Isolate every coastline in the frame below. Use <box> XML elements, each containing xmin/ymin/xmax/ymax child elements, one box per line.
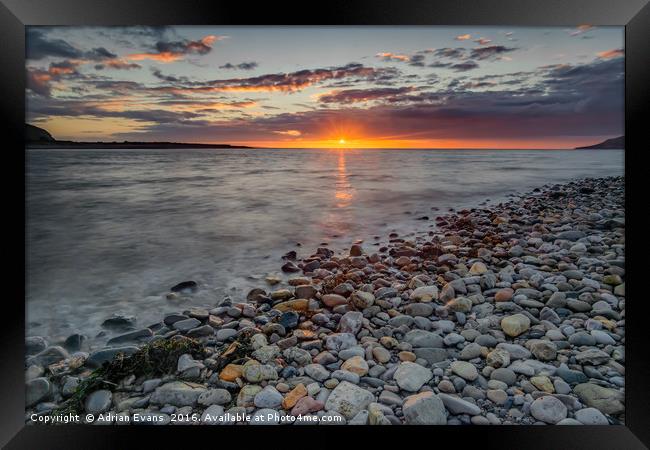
<box><xmin>25</xmin><ymin>176</ymin><xmax>625</xmax><ymax>425</ymax></box>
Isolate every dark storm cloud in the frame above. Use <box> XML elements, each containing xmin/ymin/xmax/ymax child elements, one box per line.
<box><xmin>219</xmin><ymin>62</ymin><xmax>259</xmax><ymax>70</ymax></box>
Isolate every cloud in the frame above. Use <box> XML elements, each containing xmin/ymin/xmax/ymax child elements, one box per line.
<box><xmin>84</xmin><ymin>47</ymin><xmax>117</xmax><ymax>60</ymax></box>
<box><xmin>375</xmin><ymin>51</ymin><xmax>441</xmax><ymax>68</ymax></box>
<box><xmin>155</xmin><ymin>99</ymin><xmax>257</xmax><ymax>111</ymax></box>
<box><xmin>317</xmin><ymin>86</ymin><xmax>417</xmax><ymax>104</ymax></box>
<box><xmin>450</xmin><ymin>61</ymin><xmax>480</xmax><ymax>72</ymax></box>
<box><xmin>470</xmin><ymin>45</ymin><xmax>516</xmax><ymax>60</ymax></box>
<box><xmin>219</xmin><ymin>62</ymin><xmax>259</xmax><ymax>70</ymax></box>
<box><xmin>165</xmin><ymin>63</ymin><xmax>399</xmax><ymax>94</ymax></box>
<box><xmin>474</xmin><ymin>38</ymin><xmax>492</xmax><ymax>45</ymax></box>
<box><xmin>408</xmin><ymin>54</ymin><xmax>426</xmax><ymax>67</ymax></box>
<box><xmin>570</xmin><ymin>25</ymin><xmax>594</xmax><ymax>36</ymax></box>
<box><xmin>273</xmin><ymin>130</ymin><xmax>301</xmax><ymax>136</ymax></box>
<box><xmin>95</xmin><ymin>56</ymin><xmax>622</xmax><ymax>146</ymax></box>
<box><xmin>26</xmin><ymin>30</ymin><xmax>123</xmax><ymax>63</ymax></box>
<box><xmin>455</xmin><ymin>34</ymin><xmax>472</xmax><ymax>41</ymax></box>
<box><xmin>596</xmin><ymin>48</ymin><xmax>624</xmax><ymax>59</ymax></box>
<box><xmin>48</xmin><ymin>60</ymin><xmax>81</xmax><ymax>75</ymax></box>
<box><xmin>94</xmin><ymin>59</ymin><xmax>142</xmax><ymax>70</ymax></box>
<box><xmin>27</xmin><ymin>97</ymin><xmax>205</xmax><ymax>124</ymax></box>
<box><xmin>128</xmin><ymin>35</ymin><xmax>223</xmax><ymax>62</ymax></box>
<box><xmin>434</xmin><ymin>48</ymin><xmax>467</xmax><ymax>59</ymax></box>
<box><xmin>26</xmin><ymin>59</ymin><xmax>88</xmax><ymax>96</ymax></box>
<box><xmin>151</xmin><ymin>68</ymin><xmax>190</xmax><ymax>83</ymax></box>
<box><xmin>376</xmin><ymin>52</ymin><xmax>410</xmax><ymax>62</ymax></box>
<box><xmin>26</xmin><ymin>29</ymin><xmax>83</xmax><ymax>60</ymax></box>
<box><xmin>26</xmin><ymin>68</ymin><xmax>55</xmax><ymax>96</ymax></box>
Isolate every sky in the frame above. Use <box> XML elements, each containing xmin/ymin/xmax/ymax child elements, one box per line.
<box><xmin>26</xmin><ymin>26</ymin><xmax>624</xmax><ymax>149</ymax></box>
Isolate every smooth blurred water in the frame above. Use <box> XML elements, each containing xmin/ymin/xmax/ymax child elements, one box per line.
<box><xmin>26</xmin><ymin>148</ymin><xmax>624</xmax><ymax>344</ymax></box>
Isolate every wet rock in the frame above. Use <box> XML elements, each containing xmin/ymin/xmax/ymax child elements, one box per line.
<box><xmin>84</xmin><ymin>390</ymin><xmax>112</xmax><ymax>414</ymax></box>
<box><xmin>26</xmin><ymin>346</ymin><xmax>69</xmax><ymax>367</ymax></box>
<box><xmin>170</xmin><ymin>281</ymin><xmax>198</xmax><ymax>293</ymax></box>
<box><xmin>86</xmin><ymin>346</ymin><xmax>139</xmax><ymax>368</ymax></box>
<box><xmin>25</xmin><ymin>378</ymin><xmax>50</xmax><ymax>407</ymax></box>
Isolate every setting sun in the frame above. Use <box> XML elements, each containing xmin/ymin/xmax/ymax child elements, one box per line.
<box><xmin>338</xmin><ymin>138</ymin><xmax>346</xmax><ymax>145</ymax></box>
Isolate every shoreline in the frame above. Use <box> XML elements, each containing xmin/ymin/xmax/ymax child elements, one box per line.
<box><xmin>25</xmin><ymin>176</ymin><xmax>625</xmax><ymax>425</ymax></box>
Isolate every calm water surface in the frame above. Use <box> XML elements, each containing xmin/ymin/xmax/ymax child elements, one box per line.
<box><xmin>26</xmin><ymin>148</ymin><xmax>624</xmax><ymax>344</ymax></box>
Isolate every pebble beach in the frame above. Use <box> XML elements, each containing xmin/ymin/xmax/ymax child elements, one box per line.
<box><xmin>25</xmin><ymin>176</ymin><xmax>625</xmax><ymax>426</ymax></box>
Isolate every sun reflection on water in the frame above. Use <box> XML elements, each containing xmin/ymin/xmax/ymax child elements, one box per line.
<box><xmin>335</xmin><ymin>149</ymin><xmax>353</xmax><ymax>208</ymax></box>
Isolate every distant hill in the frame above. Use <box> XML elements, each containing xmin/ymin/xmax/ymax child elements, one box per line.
<box><xmin>25</xmin><ymin>123</ymin><xmax>253</xmax><ymax>149</ymax></box>
<box><xmin>26</xmin><ymin>124</ymin><xmax>55</xmax><ymax>143</ymax></box>
<box><xmin>575</xmin><ymin>136</ymin><xmax>624</xmax><ymax>150</ymax></box>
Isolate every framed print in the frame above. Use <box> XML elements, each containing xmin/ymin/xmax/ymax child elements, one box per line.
<box><xmin>1</xmin><ymin>0</ymin><xmax>648</xmax><ymax>448</ymax></box>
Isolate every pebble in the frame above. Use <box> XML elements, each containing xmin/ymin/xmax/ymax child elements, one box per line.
<box><xmin>84</xmin><ymin>390</ymin><xmax>113</xmax><ymax>414</ymax></box>
<box><xmin>402</xmin><ymin>391</ymin><xmax>447</xmax><ymax>425</ymax></box>
<box><xmin>393</xmin><ymin>362</ymin><xmax>433</xmax><ymax>391</ymax></box>
<box><xmin>530</xmin><ymin>396</ymin><xmax>567</xmax><ymax>424</ymax></box>
<box><xmin>324</xmin><ymin>381</ymin><xmax>374</xmax><ymax>419</ymax></box>
<box><xmin>25</xmin><ymin>177</ymin><xmax>625</xmax><ymax>427</ymax></box>
<box><xmin>450</xmin><ymin>361</ymin><xmax>478</xmax><ymax>381</ymax></box>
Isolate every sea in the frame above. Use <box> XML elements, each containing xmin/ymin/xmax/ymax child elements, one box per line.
<box><xmin>26</xmin><ymin>148</ymin><xmax>624</xmax><ymax>345</ymax></box>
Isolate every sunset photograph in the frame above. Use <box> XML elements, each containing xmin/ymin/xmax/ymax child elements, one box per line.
<box><xmin>25</xmin><ymin>26</ymin><xmax>625</xmax><ymax>426</ymax></box>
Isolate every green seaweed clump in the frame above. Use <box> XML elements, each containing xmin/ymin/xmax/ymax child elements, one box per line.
<box><xmin>52</xmin><ymin>337</ymin><xmax>204</xmax><ymax>417</ymax></box>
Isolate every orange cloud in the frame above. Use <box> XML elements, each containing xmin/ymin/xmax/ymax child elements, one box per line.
<box><xmin>128</xmin><ymin>51</ymin><xmax>185</xmax><ymax>63</ymax></box>
<box><xmin>376</xmin><ymin>52</ymin><xmax>410</xmax><ymax>62</ymax></box>
<box><xmin>597</xmin><ymin>48</ymin><xmax>624</xmax><ymax>59</ymax></box>
<box><xmin>571</xmin><ymin>24</ymin><xmax>594</xmax><ymax>36</ymax></box>
<box><xmin>455</xmin><ymin>34</ymin><xmax>472</xmax><ymax>41</ymax></box>
<box><xmin>168</xmin><ymin>100</ymin><xmax>257</xmax><ymax>111</ymax></box>
<box><xmin>273</xmin><ymin>130</ymin><xmax>301</xmax><ymax>136</ymax></box>
<box><xmin>101</xmin><ymin>59</ymin><xmax>142</xmax><ymax>70</ymax></box>
<box><xmin>127</xmin><ymin>35</ymin><xmax>222</xmax><ymax>63</ymax></box>
<box><xmin>152</xmin><ymin>64</ymin><xmax>392</xmax><ymax>95</ymax></box>
<box><xmin>474</xmin><ymin>37</ymin><xmax>492</xmax><ymax>45</ymax></box>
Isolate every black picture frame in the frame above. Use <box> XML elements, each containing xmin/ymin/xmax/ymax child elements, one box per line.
<box><xmin>2</xmin><ymin>0</ymin><xmax>648</xmax><ymax>448</ymax></box>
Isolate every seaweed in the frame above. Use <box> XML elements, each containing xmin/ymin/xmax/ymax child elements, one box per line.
<box><xmin>52</xmin><ymin>337</ymin><xmax>204</xmax><ymax>416</ymax></box>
